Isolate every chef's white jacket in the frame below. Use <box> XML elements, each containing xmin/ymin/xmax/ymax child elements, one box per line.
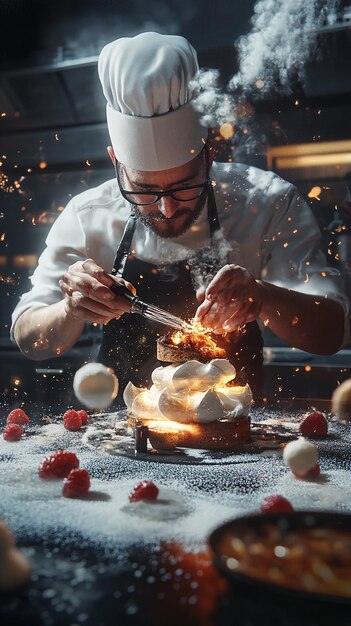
<box><xmin>11</xmin><ymin>162</ymin><xmax>350</xmax><ymax>343</ymax></box>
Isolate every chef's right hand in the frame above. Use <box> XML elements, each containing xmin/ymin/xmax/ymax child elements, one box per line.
<box><xmin>59</xmin><ymin>258</ymin><xmax>136</xmax><ymax>324</ymax></box>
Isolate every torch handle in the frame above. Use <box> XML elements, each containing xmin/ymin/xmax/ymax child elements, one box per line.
<box><xmin>110</xmin><ymin>283</ymin><xmax>137</xmax><ymax>304</ymax></box>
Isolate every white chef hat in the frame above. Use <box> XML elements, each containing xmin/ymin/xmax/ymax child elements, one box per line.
<box><xmin>98</xmin><ymin>32</ymin><xmax>208</xmax><ymax>171</ymax></box>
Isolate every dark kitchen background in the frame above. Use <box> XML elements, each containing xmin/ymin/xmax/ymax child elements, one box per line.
<box><xmin>0</xmin><ymin>0</ymin><xmax>351</xmax><ymax>406</ymax></box>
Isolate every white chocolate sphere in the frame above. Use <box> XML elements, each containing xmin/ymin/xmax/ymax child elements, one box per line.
<box><xmin>73</xmin><ymin>363</ymin><xmax>118</xmax><ymax>409</ymax></box>
<box><xmin>331</xmin><ymin>379</ymin><xmax>351</xmax><ymax>422</ymax></box>
<box><xmin>283</xmin><ymin>437</ymin><xmax>318</xmax><ymax>474</ymax></box>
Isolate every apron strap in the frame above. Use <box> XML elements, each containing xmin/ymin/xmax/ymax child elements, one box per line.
<box><xmin>111</xmin><ymin>215</ymin><xmax>137</xmax><ymax>277</ymax></box>
<box><xmin>207</xmin><ymin>183</ymin><xmax>220</xmax><ymax>236</ymax></box>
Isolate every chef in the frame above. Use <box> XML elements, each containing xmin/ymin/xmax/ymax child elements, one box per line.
<box><xmin>11</xmin><ymin>32</ymin><xmax>349</xmax><ymax>399</ymax></box>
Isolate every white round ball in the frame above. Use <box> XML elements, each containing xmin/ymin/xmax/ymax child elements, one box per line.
<box><xmin>73</xmin><ymin>363</ymin><xmax>118</xmax><ymax>409</ymax></box>
<box><xmin>331</xmin><ymin>379</ymin><xmax>351</xmax><ymax>422</ymax></box>
<box><xmin>283</xmin><ymin>437</ymin><xmax>318</xmax><ymax>474</ymax></box>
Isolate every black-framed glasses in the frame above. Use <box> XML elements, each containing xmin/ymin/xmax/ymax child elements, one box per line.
<box><xmin>116</xmin><ymin>150</ymin><xmax>210</xmax><ymax>206</ymax></box>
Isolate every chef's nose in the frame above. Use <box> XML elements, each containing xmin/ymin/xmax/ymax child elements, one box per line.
<box><xmin>158</xmin><ymin>195</ymin><xmax>179</xmax><ymax>218</ymax></box>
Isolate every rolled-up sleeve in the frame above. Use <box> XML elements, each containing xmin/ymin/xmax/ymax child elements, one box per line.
<box><xmin>10</xmin><ymin>199</ymin><xmax>86</xmax><ymax>340</ymax></box>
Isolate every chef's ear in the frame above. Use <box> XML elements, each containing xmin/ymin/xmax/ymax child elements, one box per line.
<box><xmin>107</xmin><ymin>146</ymin><xmax>116</xmax><ymax>165</ymax></box>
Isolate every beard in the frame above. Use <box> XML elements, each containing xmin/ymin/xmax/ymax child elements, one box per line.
<box><xmin>131</xmin><ymin>192</ymin><xmax>207</xmax><ymax>239</ymax></box>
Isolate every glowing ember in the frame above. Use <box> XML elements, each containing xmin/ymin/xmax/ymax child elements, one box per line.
<box><xmin>168</xmin><ymin>323</ymin><xmax>226</xmax><ymax>360</ymax></box>
<box><xmin>308</xmin><ymin>186</ymin><xmax>322</xmax><ymax>200</ymax></box>
<box><xmin>219</xmin><ymin>122</ymin><xmax>235</xmax><ymax>140</ymax></box>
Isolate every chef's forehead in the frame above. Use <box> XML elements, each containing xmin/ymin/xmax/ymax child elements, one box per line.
<box><xmin>122</xmin><ymin>150</ymin><xmax>205</xmax><ymax>185</ymax></box>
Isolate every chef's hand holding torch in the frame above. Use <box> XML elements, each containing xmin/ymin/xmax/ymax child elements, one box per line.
<box><xmin>194</xmin><ymin>264</ymin><xmax>263</xmax><ymax>334</ymax></box>
<box><xmin>59</xmin><ymin>258</ymin><xmax>136</xmax><ymax>324</ymax></box>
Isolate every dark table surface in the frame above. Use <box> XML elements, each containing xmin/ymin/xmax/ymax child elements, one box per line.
<box><xmin>1</xmin><ymin>397</ymin><xmax>351</xmax><ymax>626</ymax></box>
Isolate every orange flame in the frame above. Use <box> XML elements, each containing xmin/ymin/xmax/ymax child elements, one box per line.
<box><xmin>168</xmin><ymin>323</ymin><xmax>226</xmax><ymax>360</ymax></box>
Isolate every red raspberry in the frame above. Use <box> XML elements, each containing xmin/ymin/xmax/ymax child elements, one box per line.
<box><xmin>307</xmin><ymin>463</ymin><xmax>321</xmax><ymax>478</ymax></box>
<box><xmin>76</xmin><ymin>410</ymin><xmax>89</xmax><ymax>426</ymax></box>
<box><xmin>63</xmin><ymin>409</ymin><xmax>82</xmax><ymax>431</ymax></box>
<box><xmin>62</xmin><ymin>468</ymin><xmax>91</xmax><ymax>498</ymax></box>
<box><xmin>3</xmin><ymin>423</ymin><xmax>24</xmax><ymax>442</ymax></box>
<box><xmin>299</xmin><ymin>412</ymin><xmax>328</xmax><ymax>437</ymax></box>
<box><xmin>261</xmin><ymin>495</ymin><xmax>294</xmax><ymax>514</ymax></box>
<box><xmin>129</xmin><ymin>480</ymin><xmax>159</xmax><ymax>503</ymax></box>
<box><xmin>294</xmin><ymin>463</ymin><xmax>321</xmax><ymax>480</ymax></box>
<box><xmin>39</xmin><ymin>451</ymin><xmax>79</xmax><ymax>479</ymax></box>
<box><xmin>7</xmin><ymin>408</ymin><xmax>30</xmax><ymax>426</ymax></box>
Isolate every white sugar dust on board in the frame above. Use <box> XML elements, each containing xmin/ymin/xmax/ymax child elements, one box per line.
<box><xmin>0</xmin><ymin>407</ymin><xmax>351</xmax><ymax>558</ymax></box>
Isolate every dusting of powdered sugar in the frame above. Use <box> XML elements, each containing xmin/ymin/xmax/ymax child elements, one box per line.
<box><xmin>0</xmin><ymin>407</ymin><xmax>350</xmax><ymax>556</ymax></box>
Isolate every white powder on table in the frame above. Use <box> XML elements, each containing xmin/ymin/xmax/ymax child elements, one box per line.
<box><xmin>0</xmin><ymin>409</ymin><xmax>350</xmax><ymax>555</ymax></box>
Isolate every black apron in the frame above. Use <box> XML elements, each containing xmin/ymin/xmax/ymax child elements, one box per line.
<box><xmin>98</xmin><ymin>187</ymin><xmax>264</xmax><ymax>401</ymax></box>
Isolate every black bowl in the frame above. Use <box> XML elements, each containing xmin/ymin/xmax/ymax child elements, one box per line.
<box><xmin>208</xmin><ymin>511</ymin><xmax>351</xmax><ymax>604</ymax></box>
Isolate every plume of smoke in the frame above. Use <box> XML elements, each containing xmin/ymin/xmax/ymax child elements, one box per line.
<box><xmin>190</xmin><ymin>69</ymin><xmax>236</xmax><ymax>127</ymax></box>
<box><xmin>191</xmin><ymin>0</ymin><xmax>340</xmax><ymax>131</ymax></box>
<box><xmin>229</xmin><ymin>0</ymin><xmax>340</xmax><ymax>95</ymax></box>
<box><xmin>188</xmin><ymin>228</ymin><xmax>239</xmax><ymax>291</ymax></box>
<box><xmin>44</xmin><ymin>1</ymin><xmax>184</xmax><ymax>62</ymax></box>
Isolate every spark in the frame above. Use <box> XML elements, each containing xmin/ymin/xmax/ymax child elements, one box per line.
<box><xmin>55</xmin><ymin>133</ymin><xmax>60</xmax><ymax>141</ymax></box>
<box><xmin>307</xmin><ymin>186</ymin><xmax>322</xmax><ymax>200</ymax></box>
<box><xmin>39</xmin><ymin>161</ymin><xmax>47</xmax><ymax>170</ymax></box>
<box><xmin>0</xmin><ymin>274</ymin><xmax>16</xmax><ymax>285</ymax></box>
<box><xmin>321</xmin><ymin>272</ymin><xmax>327</xmax><ymax>278</ymax></box>
<box><xmin>86</xmin><ymin>160</ymin><xmax>91</xmax><ymax>166</ymax></box>
<box><xmin>283</xmin><ymin>242</ymin><xmax>288</xmax><ymax>248</ymax></box>
<box><xmin>305</xmin><ymin>365</ymin><xmax>312</xmax><ymax>372</ymax></box>
<box><xmin>291</xmin><ymin>315</ymin><xmax>299</xmax><ymax>326</ymax></box>
<box><xmin>0</xmin><ymin>171</ymin><xmax>15</xmax><ymax>193</ymax></box>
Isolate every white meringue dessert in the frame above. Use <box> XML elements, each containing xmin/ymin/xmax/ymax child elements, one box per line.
<box><xmin>123</xmin><ymin>359</ymin><xmax>252</xmax><ymax>450</ymax></box>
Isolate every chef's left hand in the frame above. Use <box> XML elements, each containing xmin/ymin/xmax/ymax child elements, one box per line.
<box><xmin>194</xmin><ymin>265</ymin><xmax>262</xmax><ymax>334</ymax></box>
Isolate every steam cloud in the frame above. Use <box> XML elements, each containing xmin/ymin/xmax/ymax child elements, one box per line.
<box><xmin>45</xmin><ymin>1</ymin><xmax>195</xmax><ymax>63</ymax></box>
<box><xmin>189</xmin><ymin>229</ymin><xmax>238</xmax><ymax>292</ymax></box>
<box><xmin>230</xmin><ymin>0</ymin><xmax>340</xmax><ymax>95</ymax></box>
<box><xmin>192</xmin><ymin>0</ymin><xmax>341</xmax><ymax>128</ymax></box>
